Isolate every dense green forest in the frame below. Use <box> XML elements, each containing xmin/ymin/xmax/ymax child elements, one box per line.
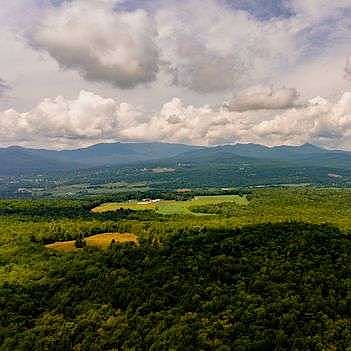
<box><xmin>1</xmin><ymin>188</ymin><xmax>351</xmax><ymax>350</ymax></box>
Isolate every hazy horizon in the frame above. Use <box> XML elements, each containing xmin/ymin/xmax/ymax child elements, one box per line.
<box><xmin>0</xmin><ymin>140</ymin><xmax>339</xmax><ymax>152</ymax></box>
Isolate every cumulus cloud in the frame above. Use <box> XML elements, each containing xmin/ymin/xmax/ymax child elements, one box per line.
<box><xmin>0</xmin><ymin>91</ymin><xmax>143</xmax><ymax>148</ymax></box>
<box><xmin>156</xmin><ymin>0</ymin><xmax>302</xmax><ymax>93</ymax></box>
<box><xmin>250</xmin><ymin>94</ymin><xmax>351</xmax><ymax>146</ymax></box>
<box><xmin>224</xmin><ymin>86</ymin><xmax>300</xmax><ymax>112</ymax></box>
<box><xmin>3</xmin><ymin>90</ymin><xmax>351</xmax><ymax>149</ymax></box>
<box><xmin>123</xmin><ymin>91</ymin><xmax>351</xmax><ymax>148</ymax></box>
<box><xmin>1</xmin><ymin>0</ymin><xmax>351</xmax><ymax>110</ymax></box>
<box><xmin>8</xmin><ymin>0</ymin><xmax>346</xmax><ymax>98</ymax></box>
<box><xmin>3</xmin><ymin>0</ymin><xmax>351</xmax><ymax>153</ymax></box>
<box><xmin>27</xmin><ymin>0</ymin><xmax>307</xmax><ymax>93</ymax></box>
<box><xmin>32</xmin><ymin>1</ymin><xmax>159</xmax><ymax>88</ymax></box>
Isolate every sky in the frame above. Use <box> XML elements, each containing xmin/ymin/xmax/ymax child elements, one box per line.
<box><xmin>0</xmin><ymin>0</ymin><xmax>351</xmax><ymax>149</ymax></box>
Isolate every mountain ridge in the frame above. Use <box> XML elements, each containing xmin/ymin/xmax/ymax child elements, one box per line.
<box><xmin>0</xmin><ymin>141</ymin><xmax>350</xmax><ymax>176</ymax></box>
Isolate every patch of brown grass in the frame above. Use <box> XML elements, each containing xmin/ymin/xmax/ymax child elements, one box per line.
<box><xmin>85</xmin><ymin>232</ymin><xmax>138</xmax><ymax>249</ymax></box>
<box><xmin>45</xmin><ymin>232</ymin><xmax>138</xmax><ymax>252</ymax></box>
<box><xmin>45</xmin><ymin>240</ymin><xmax>77</xmax><ymax>252</ymax></box>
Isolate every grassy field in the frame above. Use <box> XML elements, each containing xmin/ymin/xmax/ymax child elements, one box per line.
<box><xmin>45</xmin><ymin>232</ymin><xmax>138</xmax><ymax>252</ymax></box>
<box><xmin>91</xmin><ymin>195</ymin><xmax>248</xmax><ymax>215</ymax></box>
<box><xmin>45</xmin><ymin>240</ymin><xmax>77</xmax><ymax>252</ymax></box>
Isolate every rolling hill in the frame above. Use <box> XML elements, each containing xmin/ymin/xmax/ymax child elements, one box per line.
<box><xmin>0</xmin><ymin>147</ymin><xmax>79</xmax><ymax>176</ymax></box>
<box><xmin>0</xmin><ymin>142</ymin><xmax>201</xmax><ymax>175</ymax></box>
<box><xmin>1</xmin><ymin>141</ymin><xmax>351</xmax><ymax>177</ymax></box>
<box><xmin>173</xmin><ymin>143</ymin><xmax>351</xmax><ymax>169</ymax></box>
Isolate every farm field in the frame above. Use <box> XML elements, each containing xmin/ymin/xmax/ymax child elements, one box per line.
<box><xmin>45</xmin><ymin>232</ymin><xmax>138</xmax><ymax>252</ymax></box>
<box><xmin>91</xmin><ymin>194</ymin><xmax>249</xmax><ymax>215</ymax></box>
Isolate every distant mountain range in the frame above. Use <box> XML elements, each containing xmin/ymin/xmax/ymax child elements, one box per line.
<box><xmin>174</xmin><ymin>143</ymin><xmax>351</xmax><ymax>167</ymax></box>
<box><xmin>1</xmin><ymin>141</ymin><xmax>351</xmax><ymax>176</ymax></box>
<box><xmin>0</xmin><ymin>143</ymin><xmax>201</xmax><ymax>175</ymax></box>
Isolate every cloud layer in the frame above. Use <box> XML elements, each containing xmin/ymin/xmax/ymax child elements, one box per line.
<box><xmin>155</xmin><ymin>1</ymin><xmax>297</xmax><ymax>92</ymax></box>
<box><xmin>224</xmin><ymin>86</ymin><xmax>300</xmax><ymax>112</ymax></box>
<box><xmin>2</xmin><ymin>89</ymin><xmax>351</xmax><ymax>149</ymax></box>
<box><xmin>1</xmin><ymin>0</ymin><xmax>351</xmax><ymax>149</ymax></box>
<box><xmin>33</xmin><ymin>1</ymin><xmax>159</xmax><ymax>88</ymax></box>
<box><xmin>29</xmin><ymin>0</ymin><xmax>339</xmax><ymax>92</ymax></box>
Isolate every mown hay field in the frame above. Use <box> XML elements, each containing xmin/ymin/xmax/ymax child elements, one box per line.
<box><xmin>45</xmin><ymin>232</ymin><xmax>138</xmax><ymax>252</ymax></box>
<box><xmin>91</xmin><ymin>195</ymin><xmax>248</xmax><ymax>215</ymax></box>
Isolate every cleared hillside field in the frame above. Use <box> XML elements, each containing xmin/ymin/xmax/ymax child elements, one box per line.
<box><xmin>91</xmin><ymin>195</ymin><xmax>248</xmax><ymax>215</ymax></box>
<box><xmin>45</xmin><ymin>232</ymin><xmax>138</xmax><ymax>252</ymax></box>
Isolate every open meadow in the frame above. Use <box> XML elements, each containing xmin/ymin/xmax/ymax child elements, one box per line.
<box><xmin>91</xmin><ymin>194</ymin><xmax>249</xmax><ymax>215</ymax></box>
<box><xmin>45</xmin><ymin>232</ymin><xmax>138</xmax><ymax>252</ymax></box>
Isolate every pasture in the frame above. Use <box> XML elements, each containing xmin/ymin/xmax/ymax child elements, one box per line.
<box><xmin>91</xmin><ymin>195</ymin><xmax>248</xmax><ymax>215</ymax></box>
<box><xmin>45</xmin><ymin>232</ymin><xmax>138</xmax><ymax>252</ymax></box>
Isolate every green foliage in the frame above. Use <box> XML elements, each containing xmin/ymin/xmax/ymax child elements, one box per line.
<box><xmin>75</xmin><ymin>234</ymin><xmax>86</xmax><ymax>248</ymax></box>
<box><xmin>1</xmin><ymin>222</ymin><xmax>351</xmax><ymax>350</ymax></box>
<box><xmin>1</xmin><ymin>188</ymin><xmax>351</xmax><ymax>350</ymax></box>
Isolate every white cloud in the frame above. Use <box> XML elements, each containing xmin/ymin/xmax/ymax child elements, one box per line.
<box><xmin>0</xmin><ymin>91</ymin><xmax>143</xmax><ymax>148</ymax></box>
<box><xmin>283</xmin><ymin>49</ymin><xmax>351</xmax><ymax>100</ymax></box>
<box><xmin>27</xmin><ymin>0</ymin><xmax>308</xmax><ymax>93</ymax></box>
<box><xmin>0</xmin><ymin>0</ymin><xmax>42</xmax><ymax>30</ymax></box>
<box><xmin>3</xmin><ymin>89</ymin><xmax>351</xmax><ymax>149</ymax></box>
<box><xmin>1</xmin><ymin>0</ymin><xmax>351</xmax><ymax>151</ymax></box>
<box><xmin>1</xmin><ymin>0</ymin><xmax>350</xmax><ymax>109</ymax></box>
<box><xmin>33</xmin><ymin>1</ymin><xmax>160</xmax><ymax>88</ymax></box>
<box><xmin>250</xmin><ymin>95</ymin><xmax>351</xmax><ymax>147</ymax></box>
<box><xmin>122</xmin><ymin>91</ymin><xmax>351</xmax><ymax>149</ymax></box>
<box><xmin>224</xmin><ymin>86</ymin><xmax>300</xmax><ymax>111</ymax></box>
<box><xmin>156</xmin><ymin>0</ymin><xmax>303</xmax><ymax>93</ymax></box>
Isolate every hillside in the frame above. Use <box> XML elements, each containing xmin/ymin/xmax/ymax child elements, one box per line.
<box><xmin>1</xmin><ymin>213</ymin><xmax>351</xmax><ymax>349</ymax></box>
<box><xmin>174</xmin><ymin>143</ymin><xmax>351</xmax><ymax>168</ymax></box>
<box><xmin>0</xmin><ymin>142</ymin><xmax>202</xmax><ymax>175</ymax></box>
<box><xmin>52</xmin><ymin>142</ymin><xmax>202</xmax><ymax>166</ymax></box>
<box><xmin>0</xmin><ymin>147</ymin><xmax>79</xmax><ymax>176</ymax></box>
<box><xmin>2</xmin><ymin>142</ymin><xmax>351</xmax><ymax>192</ymax></box>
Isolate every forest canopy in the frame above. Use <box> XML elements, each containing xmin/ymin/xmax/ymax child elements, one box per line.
<box><xmin>1</xmin><ymin>188</ymin><xmax>351</xmax><ymax>350</ymax></box>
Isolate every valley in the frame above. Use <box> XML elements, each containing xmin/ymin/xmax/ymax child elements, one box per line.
<box><xmin>1</xmin><ymin>142</ymin><xmax>351</xmax><ymax>199</ymax></box>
